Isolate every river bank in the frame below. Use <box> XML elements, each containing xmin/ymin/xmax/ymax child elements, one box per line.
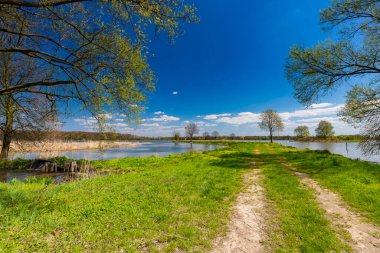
<box><xmin>6</xmin><ymin>140</ymin><xmax>143</xmax><ymax>153</ymax></box>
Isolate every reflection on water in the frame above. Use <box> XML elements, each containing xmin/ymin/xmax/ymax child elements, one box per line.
<box><xmin>276</xmin><ymin>140</ymin><xmax>380</xmax><ymax>163</ymax></box>
<box><xmin>9</xmin><ymin>141</ymin><xmax>218</xmax><ymax>160</ymax></box>
<box><xmin>2</xmin><ymin>141</ymin><xmax>218</xmax><ymax>183</ymax></box>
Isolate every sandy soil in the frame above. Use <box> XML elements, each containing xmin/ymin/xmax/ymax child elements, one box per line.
<box><xmin>211</xmin><ymin>151</ymin><xmax>267</xmax><ymax>253</ymax></box>
<box><xmin>9</xmin><ymin>141</ymin><xmax>142</xmax><ymax>153</ymax></box>
<box><xmin>294</xmin><ymin>171</ymin><xmax>380</xmax><ymax>253</ymax></box>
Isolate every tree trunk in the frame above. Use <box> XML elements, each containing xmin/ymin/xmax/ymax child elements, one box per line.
<box><xmin>269</xmin><ymin>129</ymin><xmax>273</xmax><ymax>143</ymax></box>
<box><xmin>0</xmin><ymin>93</ymin><xmax>14</xmax><ymax>159</ymax></box>
<box><xmin>0</xmin><ymin>128</ymin><xmax>12</xmax><ymax>159</ymax></box>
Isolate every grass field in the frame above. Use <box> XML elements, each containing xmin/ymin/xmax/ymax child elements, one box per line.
<box><xmin>0</xmin><ymin>142</ymin><xmax>379</xmax><ymax>252</ymax></box>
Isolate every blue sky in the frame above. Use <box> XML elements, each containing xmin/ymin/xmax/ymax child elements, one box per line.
<box><xmin>64</xmin><ymin>0</ymin><xmax>358</xmax><ymax>136</ymax></box>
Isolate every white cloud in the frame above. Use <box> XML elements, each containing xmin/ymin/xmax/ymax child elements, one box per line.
<box><xmin>204</xmin><ymin>113</ymin><xmax>232</xmax><ymax>120</ymax></box>
<box><xmin>172</xmin><ymin>91</ymin><xmax>178</xmax><ymax>95</ymax></box>
<box><xmin>194</xmin><ymin>121</ymin><xmax>218</xmax><ymax>127</ymax></box>
<box><xmin>309</xmin><ymin>103</ymin><xmax>334</xmax><ymax>109</ymax></box>
<box><xmin>73</xmin><ymin>117</ymin><xmax>97</xmax><ymax>126</ymax></box>
<box><xmin>296</xmin><ymin>117</ymin><xmax>341</xmax><ymax>124</ymax></box>
<box><xmin>279</xmin><ymin>104</ymin><xmax>344</xmax><ymax>120</ymax></box>
<box><xmin>216</xmin><ymin>112</ymin><xmax>261</xmax><ymax>125</ymax></box>
<box><xmin>70</xmin><ymin>102</ymin><xmax>358</xmax><ymax>136</ymax></box>
<box><xmin>147</xmin><ymin>114</ymin><xmax>180</xmax><ymax>122</ymax></box>
<box><xmin>141</xmin><ymin>123</ymin><xmax>161</xmax><ymax>127</ymax></box>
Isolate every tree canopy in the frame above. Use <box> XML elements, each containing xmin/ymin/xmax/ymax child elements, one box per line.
<box><xmin>286</xmin><ymin>0</ymin><xmax>380</xmax><ymax>153</ymax></box>
<box><xmin>258</xmin><ymin>109</ymin><xmax>284</xmax><ymax>143</ymax></box>
<box><xmin>0</xmin><ymin>0</ymin><xmax>197</xmax><ymax>158</ymax></box>
<box><xmin>294</xmin><ymin>126</ymin><xmax>310</xmax><ymax>138</ymax></box>
<box><xmin>0</xmin><ymin>0</ymin><xmax>198</xmax><ymax>120</ymax></box>
<box><xmin>315</xmin><ymin>121</ymin><xmax>335</xmax><ymax>138</ymax></box>
<box><xmin>185</xmin><ymin>123</ymin><xmax>199</xmax><ymax>141</ymax></box>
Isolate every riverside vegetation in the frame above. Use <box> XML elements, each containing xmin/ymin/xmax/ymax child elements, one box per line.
<box><xmin>0</xmin><ymin>142</ymin><xmax>379</xmax><ymax>252</ymax></box>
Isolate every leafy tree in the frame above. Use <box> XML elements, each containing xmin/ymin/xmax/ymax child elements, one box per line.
<box><xmin>0</xmin><ymin>0</ymin><xmax>197</xmax><ymax>158</ymax></box>
<box><xmin>340</xmin><ymin>86</ymin><xmax>380</xmax><ymax>154</ymax></box>
<box><xmin>315</xmin><ymin>121</ymin><xmax>335</xmax><ymax>138</ymax></box>
<box><xmin>294</xmin><ymin>126</ymin><xmax>310</xmax><ymax>138</ymax></box>
<box><xmin>286</xmin><ymin>0</ymin><xmax>379</xmax><ymax>152</ymax></box>
<box><xmin>258</xmin><ymin>109</ymin><xmax>284</xmax><ymax>143</ymax></box>
<box><xmin>0</xmin><ymin>32</ymin><xmax>58</xmax><ymax>158</ymax></box>
<box><xmin>185</xmin><ymin>123</ymin><xmax>199</xmax><ymax>141</ymax></box>
<box><xmin>211</xmin><ymin>131</ymin><xmax>219</xmax><ymax>140</ymax></box>
<box><xmin>172</xmin><ymin>131</ymin><xmax>180</xmax><ymax>141</ymax></box>
<box><xmin>202</xmin><ymin>131</ymin><xmax>210</xmax><ymax>140</ymax></box>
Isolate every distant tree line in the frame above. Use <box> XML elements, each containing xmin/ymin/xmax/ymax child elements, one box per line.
<box><xmin>178</xmin><ymin>116</ymin><xmax>360</xmax><ymax>143</ymax></box>
<box><xmin>6</xmin><ymin>131</ymin><xmax>147</xmax><ymax>142</ymax></box>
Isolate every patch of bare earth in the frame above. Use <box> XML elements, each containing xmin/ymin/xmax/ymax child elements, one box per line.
<box><xmin>211</xmin><ymin>149</ymin><xmax>267</xmax><ymax>253</ymax></box>
<box><xmin>290</xmin><ymin>168</ymin><xmax>380</xmax><ymax>253</ymax></box>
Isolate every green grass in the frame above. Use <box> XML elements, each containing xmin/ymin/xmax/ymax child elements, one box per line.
<box><xmin>1</xmin><ymin>141</ymin><xmax>379</xmax><ymax>252</ymax></box>
<box><xmin>278</xmin><ymin>144</ymin><xmax>380</xmax><ymax>226</ymax></box>
<box><xmin>0</xmin><ymin>143</ymin><xmax>253</xmax><ymax>252</ymax></box>
<box><xmin>253</xmin><ymin>143</ymin><xmax>349</xmax><ymax>252</ymax></box>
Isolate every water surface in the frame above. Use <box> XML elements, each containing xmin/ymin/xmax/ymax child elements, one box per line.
<box><xmin>276</xmin><ymin>140</ymin><xmax>380</xmax><ymax>163</ymax></box>
<box><xmin>10</xmin><ymin>141</ymin><xmax>218</xmax><ymax>160</ymax></box>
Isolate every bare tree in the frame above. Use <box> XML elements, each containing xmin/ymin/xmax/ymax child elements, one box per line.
<box><xmin>211</xmin><ymin>131</ymin><xmax>219</xmax><ymax>140</ymax></box>
<box><xmin>0</xmin><ymin>31</ymin><xmax>58</xmax><ymax>158</ymax></box>
<box><xmin>185</xmin><ymin>123</ymin><xmax>199</xmax><ymax>141</ymax></box>
<box><xmin>230</xmin><ymin>133</ymin><xmax>236</xmax><ymax>140</ymax></box>
<box><xmin>258</xmin><ymin>109</ymin><xmax>284</xmax><ymax>143</ymax></box>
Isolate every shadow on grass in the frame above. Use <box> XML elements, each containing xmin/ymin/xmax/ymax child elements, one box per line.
<box><xmin>210</xmin><ymin>152</ymin><xmax>254</xmax><ymax>169</ymax></box>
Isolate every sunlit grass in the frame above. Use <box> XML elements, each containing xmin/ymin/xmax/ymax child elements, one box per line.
<box><xmin>1</xmin><ymin>142</ymin><xmax>378</xmax><ymax>252</ymax></box>
<box><xmin>253</xmin><ymin>143</ymin><xmax>349</xmax><ymax>252</ymax></box>
<box><xmin>0</xmin><ymin>145</ymin><xmax>253</xmax><ymax>252</ymax></box>
<box><xmin>279</xmin><ymin>144</ymin><xmax>380</xmax><ymax>225</ymax></box>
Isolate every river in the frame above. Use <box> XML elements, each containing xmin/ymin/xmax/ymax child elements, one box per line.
<box><xmin>276</xmin><ymin>140</ymin><xmax>380</xmax><ymax>163</ymax></box>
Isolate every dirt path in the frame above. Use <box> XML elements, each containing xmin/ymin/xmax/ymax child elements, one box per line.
<box><xmin>211</xmin><ymin>150</ymin><xmax>267</xmax><ymax>253</ymax></box>
<box><xmin>289</xmin><ymin>168</ymin><xmax>380</xmax><ymax>252</ymax></box>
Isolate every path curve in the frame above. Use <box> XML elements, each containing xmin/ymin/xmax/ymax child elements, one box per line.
<box><xmin>293</xmin><ymin>170</ymin><xmax>380</xmax><ymax>253</ymax></box>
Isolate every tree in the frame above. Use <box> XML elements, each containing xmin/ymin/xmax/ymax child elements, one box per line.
<box><xmin>172</xmin><ymin>131</ymin><xmax>180</xmax><ymax>141</ymax></box>
<box><xmin>258</xmin><ymin>109</ymin><xmax>284</xmax><ymax>143</ymax></box>
<box><xmin>294</xmin><ymin>126</ymin><xmax>310</xmax><ymax>138</ymax></box>
<box><xmin>185</xmin><ymin>123</ymin><xmax>199</xmax><ymax>141</ymax></box>
<box><xmin>202</xmin><ymin>131</ymin><xmax>210</xmax><ymax>140</ymax></box>
<box><xmin>315</xmin><ymin>121</ymin><xmax>334</xmax><ymax>138</ymax></box>
<box><xmin>339</xmin><ymin>86</ymin><xmax>380</xmax><ymax>154</ymax></box>
<box><xmin>211</xmin><ymin>131</ymin><xmax>219</xmax><ymax>140</ymax></box>
<box><xmin>286</xmin><ymin>0</ymin><xmax>380</xmax><ymax>153</ymax></box>
<box><xmin>0</xmin><ymin>31</ymin><xmax>58</xmax><ymax>158</ymax></box>
<box><xmin>230</xmin><ymin>133</ymin><xmax>236</xmax><ymax>140</ymax></box>
<box><xmin>0</xmin><ymin>0</ymin><xmax>197</xmax><ymax>158</ymax></box>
